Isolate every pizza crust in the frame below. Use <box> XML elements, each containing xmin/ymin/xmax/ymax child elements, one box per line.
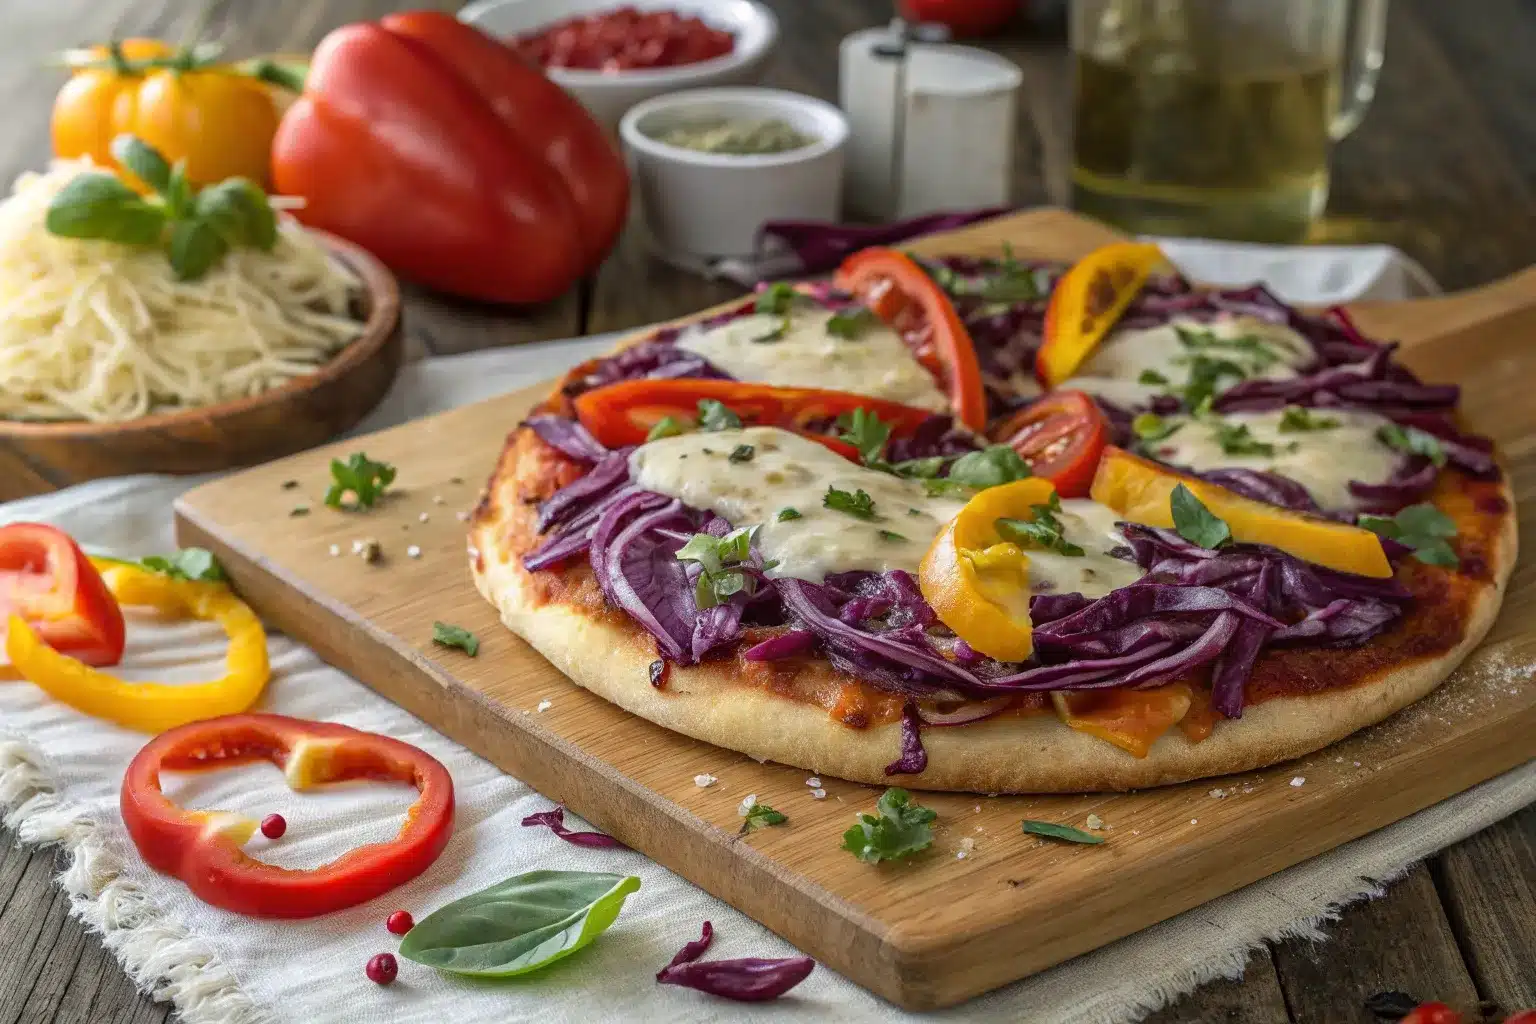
<box><xmin>471</xmin><ymin>441</ymin><xmax>1518</xmax><ymax>794</ymax></box>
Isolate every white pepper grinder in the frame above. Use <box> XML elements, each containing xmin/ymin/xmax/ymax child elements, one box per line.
<box><xmin>839</xmin><ymin>20</ymin><xmax>1023</xmax><ymax>221</ymax></box>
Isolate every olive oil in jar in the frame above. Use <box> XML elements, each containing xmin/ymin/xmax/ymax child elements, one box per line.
<box><xmin>1071</xmin><ymin>51</ymin><xmax>1340</xmax><ymax>243</ymax></box>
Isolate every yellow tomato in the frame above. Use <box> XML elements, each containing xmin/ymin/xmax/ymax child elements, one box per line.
<box><xmin>52</xmin><ymin>39</ymin><xmax>280</xmax><ymax>189</ymax></box>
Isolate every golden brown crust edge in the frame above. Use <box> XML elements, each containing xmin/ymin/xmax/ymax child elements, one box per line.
<box><xmin>470</xmin><ymin>465</ymin><xmax>1517</xmax><ymax>794</ymax></box>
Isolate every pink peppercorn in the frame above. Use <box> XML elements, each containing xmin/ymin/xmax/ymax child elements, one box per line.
<box><xmin>259</xmin><ymin>814</ymin><xmax>287</xmax><ymax>839</ymax></box>
<box><xmin>386</xmin><ymin>910</ymin><xmax>414</xmax><ymax>936</ymax></box>
<box><xmin>366</xmin><ymin>953</ymin><xmax>397</xmax><ymax>985</ymax></box>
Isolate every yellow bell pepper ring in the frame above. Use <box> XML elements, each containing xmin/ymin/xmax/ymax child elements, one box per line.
<box><xmin>919</xmin><ymin>478</ymin><xmax>1060</xmax><ymax>662</ymax></box>
<box><xmin>5</xmin><ymin>562</ymin><xmax>270</xmax><ymax>733</ymax></box>
<box><xmin>1089</xmin><ymin>446</ymin><xmax>1394</xmax><ymax>578</ymax></box>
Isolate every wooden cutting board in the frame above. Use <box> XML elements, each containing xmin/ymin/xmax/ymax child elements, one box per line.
<box><xmin>173</xmin><ymin>210</ymin><xmax>1536</xmax><ymax>1011</ymax></box>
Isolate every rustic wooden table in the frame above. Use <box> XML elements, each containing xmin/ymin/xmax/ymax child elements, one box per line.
<box><xmin>1</xmin><ymin>1</ymin><xmax>1532</xmax><ymax>1022</ymax></box>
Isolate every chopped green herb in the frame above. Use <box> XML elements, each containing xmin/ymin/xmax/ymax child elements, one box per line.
<box><xmin>432</xmin><ymin>621</ymin><xmax>480</xmax><ymax>657</ymax></box>
<box><xmin>676</xmin><ymin>526</ymin><xmax>760</xmax><ymax>608</ymax></box>
<box><xmin>1173</xmin><ymin>325</ymin><xmax>1281</xmax><ymax>373</ymax></box>
<box><xmin>1376</xmin><ymin>423</ymin><xmax>1447</xmax><ymax>468</ymax></box>
<box><xmin>995</xmin><ymin>493</ymin><xmax>1085</xmax><ymax>556</ymax></box>
<box><xmin>836</xmin><ymin>408</ymin><xmax>893</xmax><ymax>467</ymax></box>
<box><xmin>825</xmin><ymin>306</ymin><xmax>878</xmax><ymax>339</ymax></box>
<box><xmin>907</xmin><ymin>507</ymin><xmax>924</xmax><ymax>517</ymax></box>
<box><xmin>1278</xmin><ymin>406</ymin><xmax>1339</xmax><ymax>433</ymax></box>
<box><xmin>1359</xmin><ymin>503</ymin><xmax>1458</xmax><ymax>568</ymax></box>
<box><xmin>1170</xmin><ymin>484</ymin><xmax>1232</xmax><ymax>549</ymax></box>
<box><xmin>289</xmin><ymin>505</ymin><xmax>310</xmax><ymax>517</ymax></box>
<box><xmin>749</xmin><ymin>317</ymin><xmax>790</xmax><ymax>343</ymax></box>
<box><xmin>754</xmin><ymin>281</ymin><xmax>798</xmax><ymax>315</ymax></box>
<box><xmin>1021</xmin><ymin>820</ymin><xmax>1105</xmax><ymax>845</ymax></box>
<box><xmin>1211</xmin><ymin>420</ymin><xmax>1292</xmax><ymax>458</ymax></box>
<box><xmin>893</xmin><ymin>455</ymin><xmax>947</xmax><ymax>479</ymax></box>
<box><xmin>646</xmin><ymin>415</ymin><xmax>689</xmax><ymax>442</ymax></box>
<box><xmin>1178</xmin><ymin>355</ymin><xmax>1249</xmax><ymax>412</ymax></box>
<box><xmin>695</xmin><ymin>399</ymin><xmax>742</xmax><ymax>432</ymax></box>
<box><xmin>842</xmin><ymin>788</ymin><xmax>936</xmax><ymax>864</ymax></box>
<box><xmin>776</xmin><ymin>507</ymin><xmax>802</xmax><ymax>522</ymax></box>
<box><xmin>1138</xmin><ymin>368</ymin><xmax>1170</xmax><ymax>387</ymax></box>
<box><xmin>728</xmin><ymin>444</ymin><xmax>755</xmax><ymax>464</ymax></box>
<box><xmin>325</xmin><ymin>452</ymin><xmax>396</xmax><ymax>510</ymax></box>
<box><xmin>824</xmin><ymin>486</ymin><xmax>878</xmax><ymax>520</ymax></box>
<box><xmin>1132</xmin><ymin>413</ymin><xmax>1182</xmax><ymax>443</ymax></box>
<box><xmin>739</xmin><ymin>802</ymin><xmax>788</xmax><ymax>834</ymax></box>
<box><xmin>136</xmin><ymin>548</ymin><xmax>227</xmax><ymax>583</ymax></box>
<box><xmin>878</xmin><ymin>529</ymin><xmax>908</xmax><ymax>543</ymax></box>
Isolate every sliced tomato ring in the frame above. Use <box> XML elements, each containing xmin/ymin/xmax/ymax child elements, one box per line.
<box><xmin>0</xmin><ymin>523</ymin><xmax>124</xmax><ymax>667</ymax></box>
<box><xmin>571</xmin><ymin>378</ymin><xmax>937</xmax><ymax>458</ymax></box>
<box><xmin>988</xmin><ymin>390</ymin><xmax>1109</xmax><ymax>499</ymax></box>
<box><xmin>834</xmin><ymin>247</ymin><xmax>989</xmax><ymax>432</ymax></box>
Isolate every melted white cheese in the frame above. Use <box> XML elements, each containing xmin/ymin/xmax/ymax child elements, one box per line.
<box><xmin>1063</xmin><ymin>314</ymin><xmax>1314</xmax><ymax>408</ymax></box>
<box><xmin>1147</xmin><ymin>408</ymin><xmax>1399</xmax><ymax>510</ymax></box>
<box><xmin>630</xmin><ymin>427</ymin><xmax>1144</xmax><ymax>597</ymax></box>
<box><xmin>674</xmin><ymin>307</ymin><xmax>949</xmax><ymax>412</ymax></box>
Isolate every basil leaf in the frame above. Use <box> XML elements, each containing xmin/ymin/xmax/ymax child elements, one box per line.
<box><xmin>162</xmin><ymin>161</ymin><xmax>193</xmax><ymax>221</ymax></box>
<box><xmin>1359</xmin><ymin>502</ymin><xmax>1458</xmax><ymax>568</ymax></box>
<box><xmin>399</xmin><ymin>870</ymin><xmax>641</xmax><ymax>977</ymax></box>
<box><xmin>1170</xmin><ymin>484</ymin><xmax>1231</xmax><ymax>549</ymax></box>
<box><xmin>740</xmin><ymin>802</ymin><xmax>787</xmax><ymax>833</ymax></box>
<box><xmin>45</xmin><ymin>173</ymin><xmax>166</xmax><ymax>245</ymax></box>
<box><xmin>893</xmin><ymin>455</ymin><xmax>947</xmax><ymax>479</ymax></box>
<box><xmin>136</xmin><ymin>548</ymin><xmax>227</xmax><ymax>583</ymax></box>
<box><xmin>1376</xmin><ymin>423</ymin><xmax>1447</xmax><ymax>468</ymax></box>
<box><xmin>946</xmin><ymin>445</ymin><xmax>1032</xmax><ymax>491</ymax></box>
<box><xmin>755</xmin><ymin>282</ymin><xmax>797</xmax><ymax>315</ymax></box>
<box><xmin>1021</xmin><ymin>820</ymin><xmax>1105</xmax><ymax>845</ymax></box>
<box><xmin>110</xmin><ymin>134</ymin><xmax>172</xmax><ymax>193</ymax></box>
<box><xmin>167</xmin><ymin>217</ymin><xmax>229</xmax><ymax>281</ymax></box>
<box><xmin>823</xmin><ymin>486</ymin><xmax>877</xmax><ymax>520</ymax></box>
<box><xmin>194</xmin><ymin>177</ymin><xmax>278</xmax><ymax>250</ymax></box>
<box><xmin>432</xmin><ymin>622</ymin><xmax>480</xmax><ymax>657</ymax></box>
<box><xmin>825</xmin><ymin>306</ymin><xmax>878</xmax><ymax>339</ymax></box>
<box><xmin>696</xmin><ymin>399</ymin><xmax>741</xmax><ymax>432</ymax></box>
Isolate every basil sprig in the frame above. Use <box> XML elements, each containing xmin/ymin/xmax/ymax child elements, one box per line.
<box><xmin>46</xmin><ymin>135</ymin><xmax>277</xmax><ymax>281</ymax></box>
<box><xmin>676</xmin><ymin>526</ymin><xmax>759</xmax><ymax>608</ymax></box>
<box><xmin>399</xmin><ymin>871</ymin><xmax>641</xmax><ymax>977</ymax></box>
<box><xmin>1359</xmin><ymin>503</ymin><xmax>1459</xmax><ymax>568</ymax></box>
<box><xmin>1170</xmin><ymin>484</ymin><xmax>1232</xmax><ymax>549</ymax></box>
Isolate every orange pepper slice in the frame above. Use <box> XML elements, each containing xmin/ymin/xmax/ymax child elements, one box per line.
<box><xmin>1037</xmin><ymin>242</ymin><xmax>1165</xmax><ymax>388</ymax></box>
<box><xmin>1050</xmin><ymin>683</ymin><xmax>1194</xmax><ymax>758</ymax></box>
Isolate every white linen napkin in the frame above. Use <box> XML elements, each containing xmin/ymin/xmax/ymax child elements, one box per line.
<box><xmin>3</xmin><ymin>240</ymin><xmax>1529</xmax><ymax>1024</ymax></box>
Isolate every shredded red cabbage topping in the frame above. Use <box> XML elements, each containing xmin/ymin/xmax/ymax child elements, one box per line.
<box><xmin>656</xmin><ymin>921</ymin><xmax>815</xmax><ymax>1002</ymax></box>
<box><xmin>519</xmin><ymin>806</ymin><xmax>628</xmax><ymax>849</ymax></box>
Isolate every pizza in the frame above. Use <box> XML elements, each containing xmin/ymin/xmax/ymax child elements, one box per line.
<box><xmin>469</xmin><ymin>241</ymin><xmax>1516</xmax><ymax>793</ymax></box>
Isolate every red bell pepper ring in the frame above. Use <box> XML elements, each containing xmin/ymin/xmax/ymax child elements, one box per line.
<box><xmin>833</xmin><ymin>247</ymin><xmax>990</xmax><ymax>434</ymax></box>
<box><xmin>0</xmin><ymin>523</ymin><xmax>124</xmax><ymax>668</ymax></box>
<box><xmin>121</xmin><ymin>714</ymin><xmax>454</xmax><ymax>918</ymax></box>
<box><xmin>271</xmin><ymin>15</ymin><xmax>627</xmax><ymax>304</ymax></box>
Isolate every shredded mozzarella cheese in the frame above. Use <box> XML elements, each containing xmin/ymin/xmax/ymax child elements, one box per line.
<box><xmin>0</xmin><ymin>161</ymin><xmax>363</xmax><ymax>424</ymax></box>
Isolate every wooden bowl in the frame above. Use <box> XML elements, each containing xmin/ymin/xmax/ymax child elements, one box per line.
<box><xmin>0</xmin><ymin>232</ymin><xmax>403</xmax><ymax>502</ymax></box>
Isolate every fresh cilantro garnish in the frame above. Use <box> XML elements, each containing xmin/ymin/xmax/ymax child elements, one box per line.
<box><xmin>696</xmin><ymin>399</ymin><xmax>742</xmax><ymax>432</ymax></box>
<box><xmin>1376</xmin><ymin>423</ymin><xmax>1447</xmax><ymax>468</ymax></box>
<box><xmin>739</xmin><ymin>802</ymin><xmax>787</xmax><ymax>834</ymax></box>
<box><xmin>432</xmin><ymin>621</ymin><xmax>480</xmax><ymax>657</ymax></box>
<box><xmin>1179</xmin><ymin>355</ymin><xmax>1248</xmax><ymax>412</ymax></box>
<box><xmin>824</xmin><ymin>486</ymin><xmax>878</xmax><ymax>520</ymax></box>
<box><xmin>136</xmin><ymin>548</ymin><xmax>227</xmax><ymax>583</ymax></box>
<box><xmin>647</xmin><ymin>415</ymin><xmax>689</xmax><ymax>442</ymax></box>
<box><xmin>1278</xmin><ymin>406</ymin><xmax>1339</xmax><ymax>433</ymax></box>
<box><xmin>326</xmin><ymin>452</ymin><xmax>396</xmax><ymax>510</ymax></box>
<box><xmin>878</xmin><ymin>529</ymin><xmax>907</xmax><ymax>543</ymax></box>
<box><xmin>944</xmin><ymin>445</ymin><xmax>1032</xmax><ymax>491</ymax></box>
<box><xmin>842</xmin><ymin>788</ymin><xmax>936</xmax><ymax>864</ymax></box>
<box><xmin>995</xmin><ymin>493</ymin><xmax>1085</xmax><ymax>556</ymax></box>
<box><xmin>836</xmin><ymin>408</ymin><xmax>893</xmax><ymax>467</ymax></box>
<box><xmin>776</xmin><ymin>507</ymin><xmax>802</xmax><ymax>522</ymax></box>
<box><xmin>1138</xmin><ymin>368</ymin><xmax>1170</xmax><ymax>387</ymax></box>
<box><xmin>1132</xmin><ymin>412</ymin><xmax>1181</xmax><ymax>443</ymax></box>
<box><xmin>893</xmin><ymin>455</ymin><xmax>947</xmax><ymax>479</ymax></box>
<box><xmin>1211</xmin><ymin>421</ymin><xmax>1293</xmax><ymax>458</ymax></box>
<box><xmin>941</xmin><ymin>244</ymin><xmax>1041</xmax><ymax>303</ymax></box>
<box><xmin>1170</xmin><ymin>483</ymin><xmax>1232</xmax><ymax>548</ymax></box>
<box><xmin>1022</xmin><ymin>819</ymin><xmax>1105</xmax><ymax>845</ymax></box>
<box><xmin>825</xmin><ymin>306</ymin><xmax>878</xmax><ymax>339</ymax></box>
<box><xmin>728</xmin><ymin>444</ymin><xmax>755</xmax><ymax>464</ymax></box>
<box><xmin>1173</xmin><ymin>324</ymin><xmax>1281</xmax><ymax>372</ymax></box>
<box><xmin>1359</xmin><ymin>503</ymin><xmax>1458</xmax><ymax>568</ymax></box>
<box><xmin>754</xmin><ymin>281</ymin><xmax>798</xmax><ymax>315</ymax></box>
<box><xmin>676</xmin><ymin>526</ymin><xmax>760</xmax><ymax>608</ymax></box>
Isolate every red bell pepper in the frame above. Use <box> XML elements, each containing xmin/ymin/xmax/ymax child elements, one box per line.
<box><xmin>121</xmin><ymin>714</ymin><xmax>454</xmax><ymax>918</ymax></box>
<box><xmin>271</xmin><ymin>12</ymin><xmax>628</xmax><ymax>304</ymax></box>
<box><xmin>833</xmin><ymin>248</ymin><xmax>989</xmax><ymax>433</ymax></box>
<box><xmin>0</xmin><ymin>523</ymin><xmax>124</xmax><ymax>667</ymax></box>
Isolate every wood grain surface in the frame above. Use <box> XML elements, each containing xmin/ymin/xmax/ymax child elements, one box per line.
<box><xmin>171</xmin><ymin>209</ymin><xmax>1536</xmax><ymax>1011</ymax></box>
<box><xmin>1</xmin><ymin>0</ymin><xmax>1532</xmax><ymax>1021</ymax></box>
